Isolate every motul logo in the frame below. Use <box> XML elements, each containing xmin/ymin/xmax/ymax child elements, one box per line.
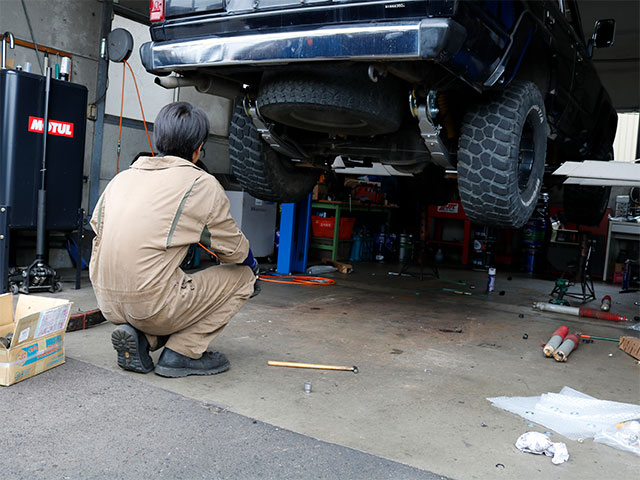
<box><xmin>28</xmin><ymin>116</ymin><xmax>74</xmax><ymax>138</ymax></box>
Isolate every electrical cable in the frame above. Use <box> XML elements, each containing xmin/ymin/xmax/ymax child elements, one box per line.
<box><xmin>20</xmin><ymin>0</ymin><xmax>44</xmax><ymax>74</ymax></box>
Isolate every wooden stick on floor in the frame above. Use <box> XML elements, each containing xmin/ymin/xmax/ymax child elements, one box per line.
<box><xmin>268</xmin><ymin>361</ymin><xmax>359</xmax><ymax>374</ymax></box>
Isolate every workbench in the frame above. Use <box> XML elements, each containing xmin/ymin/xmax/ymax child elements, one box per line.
<box><xmin>310</xmin><ymin>201</ymin><xmax>395</xmax><ymax>261</ymax></box>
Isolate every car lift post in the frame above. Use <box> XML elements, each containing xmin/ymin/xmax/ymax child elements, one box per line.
<box><xmin>277</xmin><ymin>195</ymin><xmax>312</xmax><ymax>274</ymax></box>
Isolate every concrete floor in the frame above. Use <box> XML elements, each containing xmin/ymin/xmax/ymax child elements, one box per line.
<box><xmin>33</xmin><ymin>263</ymin><xmax>640</xmax><ymax>478</ymax></box>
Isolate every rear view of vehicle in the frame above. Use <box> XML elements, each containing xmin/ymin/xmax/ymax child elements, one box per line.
<box><xmin>142</xmin><ymin>0</ymin><xmax>617</xmax><ymax>228</ymax></box>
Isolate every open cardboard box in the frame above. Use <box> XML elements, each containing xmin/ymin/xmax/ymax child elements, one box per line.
<box><xmin>0</xmin><ymin>293</ymin><xmax>73</xmax><ymax>386</ymax></box>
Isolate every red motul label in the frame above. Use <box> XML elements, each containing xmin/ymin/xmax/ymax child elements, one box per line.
<box><xmin>28</xmin><ymin>116</ymin><xmax>74</xmax><ymax>138</ymax></box>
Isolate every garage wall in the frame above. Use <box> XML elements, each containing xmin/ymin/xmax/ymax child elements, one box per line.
<box><xmin>0</xmin><ymin>0</ymin><xmax>105</xmax><ymax>213</ymax></box>
<box><xmin>98</xmin><ymin>115</ymin><xmax>230</xmax><ymax>195</ymax></box>
<box><xmin>97</xmin><ymin>14</ymin><xmax>232</xmax><ymax>193</ymax></box>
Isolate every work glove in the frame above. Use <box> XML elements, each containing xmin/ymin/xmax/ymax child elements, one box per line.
<box><xmin>240</xmin><ymin>249</ymin><xmax>261</xmax><ymax>298</ymax></box>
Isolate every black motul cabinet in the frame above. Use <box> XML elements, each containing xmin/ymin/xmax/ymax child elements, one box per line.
<box><xmin>0</xmin><ymin>69</ymin><xmax>88</xmax><ymax>230</ymax></box>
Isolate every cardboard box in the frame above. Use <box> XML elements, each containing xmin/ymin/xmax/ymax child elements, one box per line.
<box><xmin>0</xmin><ymin>293</ymin><xmax>73</xmax><ymax>386</ymax></box>
<box><xmin>619</xmin><ymin>336</ymin><xmax>640</xmax><ymax>361</ymax></box>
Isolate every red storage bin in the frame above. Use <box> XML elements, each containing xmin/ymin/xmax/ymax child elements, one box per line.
<box><xmin>311</xmin><ymin>216</ymin><xmax>356</xmax><ymax>240</ymax></box>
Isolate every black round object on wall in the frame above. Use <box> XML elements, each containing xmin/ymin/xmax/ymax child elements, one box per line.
<box><xmin>107</xmin><ymin>28</ymin><xmax>134</xmax><ymax>63</ymax></box>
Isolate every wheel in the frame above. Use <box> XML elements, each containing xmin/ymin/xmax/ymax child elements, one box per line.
<box><xmin>562</xmin><ymin>147</ymin><xmax>613</xmax><ymax>226</ymax></box>
<box><xmin>9</xmin><ymin>283</ymin><xmax>19</xmax><ymax>295</ymax></box>
<box><xmin>257</xmin><ymin>66</ymin><xmax>405</xmax><ymax>136</ymax></box>
<box><xmin>229</xmin><ymin>102</ymin><xmax>320</xmax><ymax>203</ymax></box>
<box><xmin>49</xmin><ymin>281</ymin><xmax>63</xmax><ymax>293</ymax></box>
<box><xmin>457</xmin><ymin>81</ymin><xmax>547</xmax><ymax>228</ymax></box>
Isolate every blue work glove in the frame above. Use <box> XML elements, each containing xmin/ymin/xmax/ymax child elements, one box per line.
<box><xmin>240</xmin><ymin>249</ymin><xmax>261</xmax><ymax>298</ymax></box>
<box><xmin>240</xmin><ymin>249</ymin><xmax>259</xmax><ymax>275</ymax></box>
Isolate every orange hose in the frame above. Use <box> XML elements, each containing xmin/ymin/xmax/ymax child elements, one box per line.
<box><xmin>196</xmin><ymin>244</ymin><xmax>333</xmax><ymax>285</ymax></box>
<box><xmin>198</xmin><ymin>243</ymin><xmax>336</xmax><ymax>286</ymax></box>
<box><xmin>259</xmin><ymin>274</ymin><xmax>336</xmax><ymax>286</ymax></box>
<box><xmin>198</xmin><ymin>242</ymin><xmax>218</xmax><ymax>258</ymax></box>
<box><xmin>123</xmin><ymin>59</ymin><xmax>155</xmax><ymax>156</ymax></box>
<box><xmin>117</xmin><ymin>62</ymin><xmax>125</xmax><ymax>173</ymax></box>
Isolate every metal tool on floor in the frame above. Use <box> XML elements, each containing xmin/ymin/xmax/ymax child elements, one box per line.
<box><xmin>268</xmin><ymin>361</ymin><xmax>358</xmax><ymax>374</ymax></box>
<box><xmin>579</xmin><ymin>334</ymin><xmax>620</xmax><ymax>343</ymax></box>
<box><xmin>549</xmin><ymin>279</ymin><xmax>571</xmax><ymax>305</ymax></box>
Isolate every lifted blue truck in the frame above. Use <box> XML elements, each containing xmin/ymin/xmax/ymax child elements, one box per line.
<box><xmin>141</xmin><ymin>0</ymin><xmax>617</xmax><ymax>227</ymax></box>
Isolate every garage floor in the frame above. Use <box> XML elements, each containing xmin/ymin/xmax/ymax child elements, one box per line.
<box><xmin>9</xmin><ymin>263</ymin><xmax>640</xmax><ymax>479</ymax></box>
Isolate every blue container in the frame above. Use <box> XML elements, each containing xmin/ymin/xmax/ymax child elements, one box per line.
<box><xmin>349</xmin><ymin>236</ymin><xmax>362</xmax><ymax>262</ymax></box>
<box><xmin>523</xmin><ymin>248</ymin><xmax>537</xmax><ymax>274</ymax></box>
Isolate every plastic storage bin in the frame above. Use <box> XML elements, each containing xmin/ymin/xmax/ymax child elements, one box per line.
<box><xmin>311</xmin><ymin>216</ymin><xmax>356</xmax><ymax>240</ymax></box>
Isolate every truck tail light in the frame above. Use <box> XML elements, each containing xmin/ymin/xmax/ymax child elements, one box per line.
<box><xmin>150</xmin><ymin>0</ymin><xmax>165</xmax><ymax>22</ymax></box>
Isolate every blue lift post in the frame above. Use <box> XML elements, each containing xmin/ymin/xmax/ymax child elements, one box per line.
<box><xmin>277</xmin><ymin>195</ymin><xmax>312</xmax><ymax>274</ymax></box>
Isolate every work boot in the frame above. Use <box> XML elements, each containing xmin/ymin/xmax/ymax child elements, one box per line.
<box><xmin>111</xmin><ymin>324</ymin><xmax>154</xmax><ymax>373</ymax></box>
<box><xmin>154</xmin><ymin>348</ymin><xmax>230</xmax><ymax>378</ymax></box>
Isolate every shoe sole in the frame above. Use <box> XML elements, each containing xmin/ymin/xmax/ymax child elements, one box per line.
<box><xmin>111</xmin><ymin>325</ymin><xmax>154</xmax><ymax>374</ymax></box>
<box><xmin>154</xmin><ymin>362</ymin><xmax>230</xmax><ymax>378</ymax></box>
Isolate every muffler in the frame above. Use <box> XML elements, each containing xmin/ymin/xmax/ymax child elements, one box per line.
<box><xmin>155</xmin><ymin>75</ymin><xmax>241</xmax><ymax>99</ymax></box>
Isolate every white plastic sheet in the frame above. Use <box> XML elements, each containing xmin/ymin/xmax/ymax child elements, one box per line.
<box><xmin>488</xmin><ymin>387</ymin><xmax>640</xmax><ymax>455</ymax></box>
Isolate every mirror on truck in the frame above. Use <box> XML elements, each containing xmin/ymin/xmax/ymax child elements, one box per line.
<box><xmin>588</xmin><ymin>19</ymin><xmax>616</xmax><ymax>57</ymax></box>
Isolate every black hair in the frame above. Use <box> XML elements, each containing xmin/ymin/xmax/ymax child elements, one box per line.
<box><xmin>153</xmin><ymin>102</ymin><xmax>210</xmax><ymax>161</ymax></box>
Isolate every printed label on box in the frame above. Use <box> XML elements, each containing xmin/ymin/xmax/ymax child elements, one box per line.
<box><xmin>18</xmin><ymin>327</ymin><xmax>30</xmax><ymax>343</ymax></box>
<box><xmin>34</xmin><ymin>304</ymin><xmax>72</xmax><ymax>339</ymax></box>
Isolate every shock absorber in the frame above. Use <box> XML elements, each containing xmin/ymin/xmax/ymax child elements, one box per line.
<box><xmin>436</xmin><ymin>92</ymin><xmax>457</xmax><ymax>141</ymax></box>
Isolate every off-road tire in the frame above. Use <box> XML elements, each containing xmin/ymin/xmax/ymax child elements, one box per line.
<box><xmin>457</xmin><ymin>81</ymin><xmax>547</xmax><ymax>228</ymax></box>
<box><xmin>229</xmin><ymin>102</ymin><xmax>320</xmax><ymax>203</ymax></box>
<box><xmin>562</xmin><ymin>147</ymin><xmax>613</xmax><ymax>226</ymax></box>
<box><xmin>257</xmin><ymin>67</ymin><xmax>404</xmax><ymax>136</ymax></box>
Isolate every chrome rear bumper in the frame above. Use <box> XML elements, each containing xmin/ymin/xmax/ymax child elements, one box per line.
<box><xmin>140</xmin><ymin>19</ymin><xmax>466</xmax><ymax>73</ymax></box>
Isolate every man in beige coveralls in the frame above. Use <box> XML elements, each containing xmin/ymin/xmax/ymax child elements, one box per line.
<box><xmin>90</xmin><ymin>102</ymin><xmax>258</xmax><ymax>377</ymax></box>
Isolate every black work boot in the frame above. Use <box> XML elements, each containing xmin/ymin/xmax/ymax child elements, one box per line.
<box><xmin>154</xmin><ymin>348</ymin><xmax>230</xmax><ymax>378</ymax></box>
<box><xmin>111</xmin><ymin>324</ymin><xmax>154</xmax><ymax>373</ymax></box>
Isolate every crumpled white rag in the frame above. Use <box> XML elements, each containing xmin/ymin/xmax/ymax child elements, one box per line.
<box><xmin>516</xmin><ymin>431</ymin><xmax>569</xmax><ymax>464</ymax></box>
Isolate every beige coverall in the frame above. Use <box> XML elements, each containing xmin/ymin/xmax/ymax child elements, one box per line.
<box><xmin>89</xmin><ymin>155</ymin><xmax>256</xmax><ymax>359</ymax></box>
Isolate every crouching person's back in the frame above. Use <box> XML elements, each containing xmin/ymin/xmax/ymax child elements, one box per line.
<box><xmin>89</xmin><ymin>101</ymin><xmax>259</xmax><ymax>377</ymax></box>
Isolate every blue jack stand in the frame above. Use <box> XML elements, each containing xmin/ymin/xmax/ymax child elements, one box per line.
<box><xmin>277</xmin><ymin>195</ymin><xmax>312</xmax><ymax>274</ymax></box>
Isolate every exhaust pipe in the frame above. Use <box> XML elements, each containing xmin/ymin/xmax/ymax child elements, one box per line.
<box><xmin>154</xmin><ymin>75</ymin><xmax>241</xmax><ymax>99</ymax></box>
